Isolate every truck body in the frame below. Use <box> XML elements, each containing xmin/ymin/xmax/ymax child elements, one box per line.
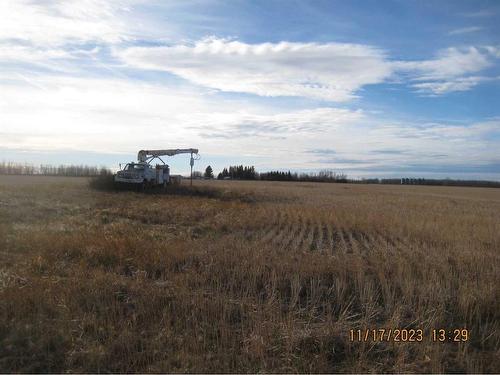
<box><xmin>114</xmin><ymin>148</ymin><xmax>198</xmax><ymax>190</ymax></box>
<box><xmin>114</xmin><ymin>163</ymin><xmax>170</xmax><ymax>189</ymax></box>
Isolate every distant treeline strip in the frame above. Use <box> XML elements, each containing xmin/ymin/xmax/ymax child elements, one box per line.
<box><xmin>0</xmin><ymin>161</ymin><xmax>111</xmax><ymax>177</ymax></box>
<box><xmin>217</xmin><ymin>166</ymin><xmax>347</xmax><ymax>182</ymax></box>
<box><xmin>361</xmin><ymin>177</ymin><xmax>500</xmax><ymax>188</ymax></box>
<box><xmin>217</xmin><ymin>165</ymin><xmax>500</xmax><ymax>188</ymax></box>
<box><xmin>260</xmin><ymin>169</ymin><xmax>348</xmax><ymax>183</ymax></box>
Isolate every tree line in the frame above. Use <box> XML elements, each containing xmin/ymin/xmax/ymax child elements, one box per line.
<box><xmin>0</xmin><ymin>161</ymin><xmax>111</xmax><ymax>177</ymax></box>
<box><xmin>212</xmin><ymin>165</ymin><xmax>500</xmax><ymax>188</ymax></box>
<box><xmin>356</xmin><ymin>177</ymin><xmax>500</xmax><ymax>188</ymax></box>
<box><xmin>217</xmin><ymin>165</ymin><xmax>257</xmax><ymax>180</ymax></box>
<box><xmin>215</xmin><ymin>165</ymin><xmax>348</xmax><ymax>183</ymax></box>
<box><xmin>260</xmin><ymin>170</ymin><xmax>348</xmax><ymax>183</ymax></box>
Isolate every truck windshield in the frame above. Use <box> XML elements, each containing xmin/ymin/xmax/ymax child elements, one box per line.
<box><xmin>126</xmin><ymin>164</ymin><xmax>144</xmax><ymax>170</ymax></box>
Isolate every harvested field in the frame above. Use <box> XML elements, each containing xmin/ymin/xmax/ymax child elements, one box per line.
<box><xmin>0</xmin><ymin>175</ymin><xmax>499</xmax><ymax>372</ymax></box>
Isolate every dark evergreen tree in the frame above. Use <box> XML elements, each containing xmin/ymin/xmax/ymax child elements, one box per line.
<box><xmin>204</xmin><ymin>165</ymin><xmax>214</xmax><ymax>179</ymax></box>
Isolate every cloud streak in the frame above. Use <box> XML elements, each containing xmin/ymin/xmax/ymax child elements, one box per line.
<box><xmin>412</xmin><ymin>76</ymin><xmax>494</xmax><ymax>95</ymax></box>
<box><xmin>448</xmin><ymin>26</ymin><xmax>483</xmax><ymax>35</ymax></box>
<box><xmin>0</xmin><ymin>0</ymin><xmax>135</xmax><ymax>46</ymax></box>
<box><xmin>394</xmin><ymin>46</ymin><xmax>499</xmax><ymax>95</ymax></box>
<box><xmin>117</xmin><ymin>39</ymin><xmax>500</xmax><ymax>100</ymax></box>
<box><xmin>116</xmin><ymin>37</ymin><xmax>393</xmax><ymax>102</ymax></box>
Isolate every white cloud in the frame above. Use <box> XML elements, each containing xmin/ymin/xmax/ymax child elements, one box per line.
<box><xmin>116</xmin><ymin>37</ymin><xmax>393</xmax><ymax>102</ymax></box>
<box><xmin>462</xmin><ymin>10</ymin><xmax>496</xmax><ymax>18</ymax></box>
<box><xmin>0</xmin><ymin>0</ymin><xmax>133</xmax><ymax>46</ymax></box>
<box><xmin>117</xmin><ymin>39</ymin><xmax>500</xmax><ymax>100</ymax></box>
<box><xmin>0</xmin><ymin>2</ymin><xmax>498</xmax><ymax>101</ymax></box>
<box><xmin>0</xmin><ymin>75</ymin><xmax>207</xmax><ymax>152</ymax></box>
<box><xmin>484</xmin><ymin>46</ymin><xmax>500</xmax><ymax>58</ymax></box>
<box><xmin>0</xmin><ymin>74</ymin><xmax>364</xmax><ymax>161</ymax></box>
<box><xmin>0</xmin><ymin>45</ymin><xmax>91</xmax><ymax>75</ymax></box>
<box><xmin>181</xmin><ymin>107</ymin><xmax>363</xmax><ymax>138</ymax></box>
<box><xmin>304</xmin><ymin>119</ymin><xmax>500</xmax><ymax>172</ymax></box>
<box><xmin>0</xmin><ymin>45</ymin><xmax>73</xmax><ymax>62</ymax></box>
<box><xmin>412</xmin><ymin>76</ymin><xmax>491</xmax><ymax>95</ymax></box>
<box><xmin>448</xmin><ymin>26</ymin><xmax>483</xmax><ymax>36</ymax></box>
<box><xmin>396</xmin><ymin>47</ymin><xmax>492</xmax><ymax>81</ymax></box>
<box><xmin>0</xmin><ymin>0</ymin><xmax>140</xmax><ymax>71</ymax></box>
<box><xmin>1</xmin><ymin>0</ymin><xmax>498</xmax><ymax>100</ymax></box>
<box><xmin>394</xmin><ymin>47</ymin><xmax>498</xmax><ymax>95</ymax></box>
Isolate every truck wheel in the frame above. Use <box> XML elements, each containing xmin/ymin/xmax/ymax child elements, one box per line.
<box><xmin>138</xmin><ymin>181</ymin><xmax>146</xmax><ymax>192</ymax></box>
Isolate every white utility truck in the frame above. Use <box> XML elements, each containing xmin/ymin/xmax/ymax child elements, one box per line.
<box><xmin>114</xmin><ymin>148</ymin><xmax>199</xmax><ymax>190</ymax></box>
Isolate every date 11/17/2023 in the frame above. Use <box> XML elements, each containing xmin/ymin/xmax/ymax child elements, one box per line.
<box><xmin>349</xmin><ymin>329</ymin><xmax>469</xmax><ymax>342</ymax></box>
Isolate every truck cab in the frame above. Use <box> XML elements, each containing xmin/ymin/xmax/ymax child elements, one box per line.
<box><xmin>114</xmin><ymin>162</ymin><xmax>170</xmax><ymax>189</ymax></box>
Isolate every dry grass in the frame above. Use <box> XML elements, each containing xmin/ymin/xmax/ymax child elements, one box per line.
<box><xmin>0</xmin><ymin>175</ymin><xmax>499</xmax><ymax>373</ymax></box>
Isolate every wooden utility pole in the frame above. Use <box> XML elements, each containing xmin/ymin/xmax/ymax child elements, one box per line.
<box><xmin>190</xmin><ymin>152</ymin><xmax>194</xmax><ymax>186</ymax></box>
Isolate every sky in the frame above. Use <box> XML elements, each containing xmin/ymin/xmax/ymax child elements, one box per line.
<box><xmin>1</xmin><ymin>0</ymin><xmax>499</xmax><ymax>179</ymax></box>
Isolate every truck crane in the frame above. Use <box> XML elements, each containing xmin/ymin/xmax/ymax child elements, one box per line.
<box><xmin>114</xmin><ymin>148</ymin><xmax>199</xmax><ymax>190</ymax></box>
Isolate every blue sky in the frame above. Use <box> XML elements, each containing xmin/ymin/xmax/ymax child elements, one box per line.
<box><xmin>0</xmin><ymin>0</ymin><xmax>499</xmax><ymax>179</ymax></box>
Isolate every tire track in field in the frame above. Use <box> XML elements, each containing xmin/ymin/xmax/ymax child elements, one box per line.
<box><xmin>325</xmin><ymin>223</ymin><xmax>335</xmax><ymax>254</ymax></box>
<box><xmin>339</xmin><ymin>228</ymin><xmax>351</xmax><ymax>254</ymax></box>
<box><xmin>292</xmin><ymin>214</ymin><xmax>309</xmax><ymax>251</ymax></box>
<box><xmin>259</xmin><ymin>207</ymin><xmax>283</xmax><ymax>244</ymax></box>
<box><xmin>313</xmin><ymin>221</ymin><xmax>325</xmax><ymax>252</ymax></box>
<box><xmin>306</xmin><ymin>221</ymin><xmax>316</xmax><ymax>252</ymax></box>
<box><xmin>375</xmin><ymin>230</ymin><xmax>410</xmax><ymax>253</ymax></box>
<box><xmin>350</xmin><ymin>230</ymin><xmax>371</xmax><ymax>254</ymax></box>
<box><xmin>333</xmin><ymin>227</ymin><xmax>344</xmax><ymax>254</ymax></box>
<box><xmin>278</xmin><ymin>210</ymin><xmax>300</xmax><ymax>251</ymax></box>
<box><xmin>304</xmin><ymin>219</ymin><xmax>316</xmax><ymax>251</ymax></box>
<box><xmin>270</xmin><ymin>209</ymin><xmax>293</xmax><ymax>246</ymax></box>
<box><xmin>253</xmin><ymin>205</ymin><xmax>408</xmax><ymax>256</ymax></box>
<box><xmin>346</xmin><ymin>231</ymin><xmax>360</xmax><ymax>254</ymax></box>
<box><xmin>363</xmin><ymin>232</ymin><xmax>386</xmax><ymax>253</ymax></box>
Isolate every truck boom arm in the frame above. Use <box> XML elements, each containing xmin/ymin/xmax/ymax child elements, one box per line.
<box><xmin>138</xmin><ymin>148</ymin><xmax>199</xmax><ymax>163</ymax></box>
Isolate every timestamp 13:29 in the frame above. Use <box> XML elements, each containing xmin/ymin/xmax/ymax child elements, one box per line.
<box><xmin>349</xmin><ymin>328</ymin><xmax>469</xmax><ymax>342</ymax></box>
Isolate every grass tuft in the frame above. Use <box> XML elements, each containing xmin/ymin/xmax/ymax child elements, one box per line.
<box><xmin>88</xmin><ymin>174</ymin><xmax>116</xmax><ymax>191</ymax></box>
